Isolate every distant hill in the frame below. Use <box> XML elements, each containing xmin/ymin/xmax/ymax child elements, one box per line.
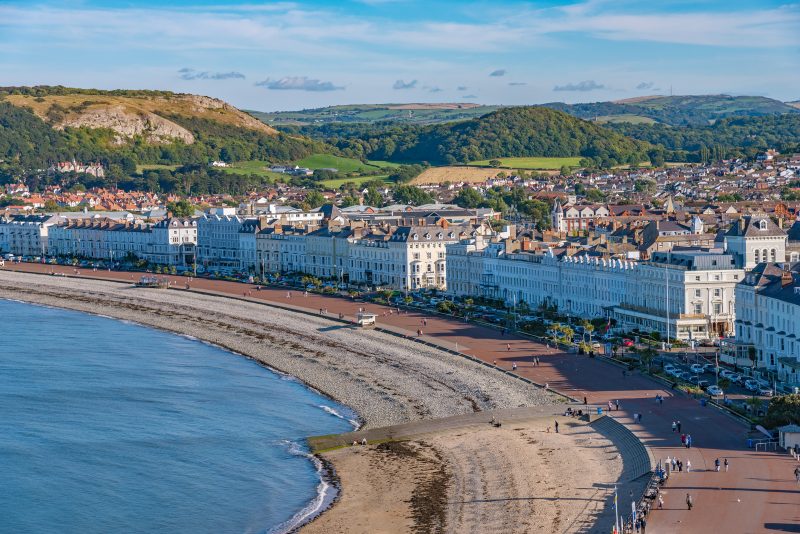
<box><xmin>542</xmin><ymin>95</ymin><xmax>799</xmax><ymax>126</ymax></box>
<box><xmin>0</xmin><ymin>86</ymin><xmax>319</xmax><ymax>172</ymax></box>
<box><xmin>250</xmin><ymin>103</ymin><xmax>502</xmax><ymax>126</ymax></box>
<box><xmin>326</xmin><ymin>106</ymin><xmax>651</xmax><ymax>167</ymax></box>
<box><xmin>787</xmin><ymin>100</ymin><xmax>800</xmax><ymax>110</ymax></box>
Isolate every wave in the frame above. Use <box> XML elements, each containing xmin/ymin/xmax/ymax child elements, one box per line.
<box><xmin>267</xmin><ymin>440</ymin><xmax>335</xmax><ymax>534</ymax></box>
<box><xmin>318</xmin><ymin>404</ymin><xmax>360</xmax><ymax>429</ymax></box>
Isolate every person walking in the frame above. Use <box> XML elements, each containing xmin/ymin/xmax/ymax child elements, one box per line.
<box><xmin>657</xmin><ymin>494</ymin><xmax>664</xmax><ymax>509</ymax></box>
<box><xmin>615</xmin><ymin>399</ymin><xmax>620</xmax><ymax>411</ymax></box>
<box><xmin>512</xmin><ymin>362</ymin><xmax>517</xmax><ymax>371</ymax></box>
<box><xmin>677</xmin><ymin>460</ymin><xmax>683</xmax><ymax>472</ymax></box>
<box><xmin>795</xmin><ymin>466</ymin><xmax>800</xmax><ymax>484</ymax></box>
<box><xmin>715</xmin><ymin>458</ymin><xmax>720</xmax><ymax>472</ymax></box>
<box><xmin>672</xmin><ymin>421</ymin><xmax>677</xmax><ymax>432</ymax></box>
<box><xmin>608</xmin><ymin>400</ymin><xmax>613</xmax><ymax>412</ymax></box>
<box><xmin>687</xmin><ymin>434</ymin><xmax>692</xmax><ymax>449</ymax></box>
<box><xmin>686</xmin><ymin>493</ymin><xmax>693</xmax><ymax>510</ymax></box>
<box><xmin>507</xmin><ymin>343</ymin><xmax>511</xmax><ymax>352</ymax></box>
<box><xmin>639</xmin><ymin>516</ymin><xmax>647</xmax><ymax>534</ymax></box>
<box><xmin>583</xmin><ymin>396</ymin><xmax>588</xmax><ymax>405</ymax></box>
<box><xmin>554</xmin><ymin>420</ymin><xmax>559</xmax><ymax>433</ymax></box>
<box><xmin>724</xmin><ymin>458</ymin><xmax>729</xmax><ymax>472</ymax></box>
<box><xmin>687</xmin><ymin>459</ymin><xmax>692</xmax><ymax>472</ymax></box>
<box><xmin>676</xmin><ymin>421</ymin><xmax>682</xmax><ymax>433</ymax></box>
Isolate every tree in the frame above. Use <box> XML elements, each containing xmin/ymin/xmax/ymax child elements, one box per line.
<box><xmin>364</xmin><ymin>186</ymin><xmax>384</xmax><ymax>207</ymax></box>
<box><xmin>585</xmin><ymin>188</ymin><xmax>606</xmax><ymax>202</ymax></box>
<box><xmin>452</xmin><ymin>187</ymin><xmax>483</xmax><ymax>208</ymax></box>
<box><xmin>392</xmin><ymin>185</ymin><xmax>433</xmax><ymax>206</ymax></box>
<box><xmin>488</xmin><ymin>159</ymin><xmax>502</xmax><ymax>167</ymax></box>
<box><xmin>304</xmin><ymin>190</ymin><xmax>326</xmax><ymax>208</ymax></box>
<box><xmin>166</xmin><ymin>200</ymin><xmax>196</xmax><ymax>217</ymax></box>
<box><xmin>763</xmin><ymin>394</ymin><xmax>800</xmax><ymax>428</ymax></box>
<box><xmin>560</xmin><ymin>165</ymin><xmax>571</xmax><ymax>176</ymax></box>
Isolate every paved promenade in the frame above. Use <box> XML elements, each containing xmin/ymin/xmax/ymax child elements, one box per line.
<box><xmin>9</xmin><ymin>264</ymin><xmax>800</xmax><ymax>533</ymax></box>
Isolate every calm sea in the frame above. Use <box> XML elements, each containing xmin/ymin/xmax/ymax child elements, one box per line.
<box><xmin>0</xmin><ymin>299</ymin><xmax>356</xmax><ymax>533</ymax></box>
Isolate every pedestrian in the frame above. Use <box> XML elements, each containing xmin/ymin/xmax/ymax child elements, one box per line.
<box><xmin>512</xmin><ymin>362</ymin><xmax>517</xmax><ymax>371</ymax></box>
<box><xmin>554</xmin><ymin>420</ymin><xmax>559</xmax><ymax>433</ymax></box>
<box><xmin>687</xmin><ymin>459</ymin><xmax>692</xmax><ymax>472</ymax></box>
<box><xmin>687</xmin><ymin>434</ymin><xmax>692</xmax><ymax>449</ymax></box>
<box><xmin>545</xmin><ymin>382</ymin><xmax>549</xmax><ymax>390</ymax></box>
<box><xmin>659</xmin><ymin>396</ymin><xmax>664</xmax><ymax>406</ymax></box>
<box><xmin>672</xmin><ymin>421</ymin><xmax>677</xmax><ymax>432</ymax></box>
<box><xmin>507</xmin><ymin>343</ymin><xmax>511</xmax><ymax>351</ymax></box>
<box><xmin>795</xmin><ymin>466</ymin><xmax>800</xmax><ymax>483</ymax></box>
<box><xmin>715</xmin><ymin>458</ymin><xmax>720</xmax><ymax>472</ymax></box>
<box><xmin>678</xmin><ymin>460</ymin><xmax>683</xmax><ymax>472</ymax></box>
<box><xmin>671</xmin><ymin>457</ymin><xmax>677</xmax><ymax>470</ymax></box>
<box><xmin>657</xmin><ymin>494</ymin><xmax>664</xmax><ymax>510</ymax></box>
<box><xmin>681</xmin><ymin>433</ymin><xmax>686</xmax><ymax>445</ymax></box>
<box><xmin>724</xmin><ymin>458</ymin><xmax>729</xmax><ymax>472</ymax></box>
<box><xmin>638</xmin><ymin>413</ymin><xmax>643</xmax><ymax>423</ymax></box>
<box><xmin>640</xmin><ymin>516</ymin><xmax>647</xmax><ymax>534</ymax></box>
<box><xmin>583</xmin><ymin>396</ymin><xmax>588</xmax><ymax>405</ymax></box>
<box><xmin>608</xmin><ymin>401</ymin><xmax>613</xmax><ymax>412</ymax></box>
<box><xmin>677</xmin><ymin>421</ymin><xmax>682</xmax><ymax>433</ymax></box>
<box><xmin>615</xmin><ymin>399</ymin><xmax>620</xmax><ymax>411</ymax></box>
<box><xmin>686</xmin><ymin>493</ymin><xmax>693</xmax><ymax>510</ymax></box>
<box><xmin>493</xmin><ymin>360</ymin><xmax>497</xmax><ymax>366</ymax></box>
<box><xmin>423</xmin><ymin>319</ymin><xmax>427</xmax><ymax>327</ymax></box>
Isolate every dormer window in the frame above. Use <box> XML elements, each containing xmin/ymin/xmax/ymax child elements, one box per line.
<box><xmin>412</xmin><ymin>233</ymin><xmax>418</xmax><ymax>240</ymax></box>
<box><xmin>424</xmin><ymin>233</ymin><xmax>431</xmax><ymax>240</ymax></box>
<box><xmin>758</xmin><ymin>219</ymin><xmax>767</xmax><ymax>230</ymax></box>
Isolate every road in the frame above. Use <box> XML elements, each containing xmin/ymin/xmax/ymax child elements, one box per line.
<box><xmin>7</xmin><ymin>263</ymin><xmax>800</xmax><ymax>533</ymax></box>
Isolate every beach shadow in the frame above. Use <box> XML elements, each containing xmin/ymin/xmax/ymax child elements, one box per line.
<box><xmin>317</xmin><ymin>324</ymin><xmax>354</xmax><ymax>332</ymax></box>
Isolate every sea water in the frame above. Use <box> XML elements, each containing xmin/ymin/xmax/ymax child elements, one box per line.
<box><xmin>0</xmin><ymin>299</ymin><xmax>356</xmax><ymax>533</ymax></box>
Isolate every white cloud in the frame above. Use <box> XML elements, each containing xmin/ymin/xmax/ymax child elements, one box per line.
<box><xmin>393</xmin><ymin>79</ymin><xmax>417</xmax><ymax>90</ymax></box>
<box><xmin>256</xmin><ymin>76</ymin><xmax>343</xmax><ymax>91</ymax></box>
<box><xmin>179</xmin><ymin>68</ymin><xmax>245</xmax><ymax>80</ymax></box>
<box><xmin>553</xmin><ymin>80</ymin><xmax>605</xmax><ymax>92</ymax></box>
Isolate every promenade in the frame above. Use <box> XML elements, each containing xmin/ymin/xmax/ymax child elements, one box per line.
<box><xmin>9</xmin><ymin>263</ymin><xmax>800</xmax><ymax>533</ymax></box>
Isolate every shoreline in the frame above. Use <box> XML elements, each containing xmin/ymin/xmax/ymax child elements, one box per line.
<box><xmin>0</xmin><ymin>270</ymin><xmax>553</xmax><ymax>532</ymax></box>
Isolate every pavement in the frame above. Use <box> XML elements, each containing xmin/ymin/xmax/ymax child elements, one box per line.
<box><xmin>8</xmin><ymin>263</ymin><xmax>800</xmax><ymax>533</ymax></box>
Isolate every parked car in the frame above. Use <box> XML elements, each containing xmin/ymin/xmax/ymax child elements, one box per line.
<box><xmin>703</xmin><ymin>363</ymin><xmax>718</xmax><ymax>374</ymax></box>
<box><xmin>744</xmin><ymin>379</ymin><xmax>760</xmax><ymax>392</ymax></box>
<box><xmin>719</xmin><ymin>369</ymin><xmax>735</xmax><ymax>379</ymax></box>
<box><xmin>697</xmin><ymin>380</ymin><xmax>711</xmax><ymax>390</ymax></box>
<box><xmin>687</xmin><ymin>374</ymin><xmax>701</xmax><ymax>384</ymax></box>
<box><xmin>707</xmin><ymin>385</ymin><xmax>724</xmax><ymax>396</ymax></box>
<box><xmin>728</xmin><ymin>373</ymin><xmax>743</xmax><ymax>384</ymax></box>
<box><xmin>759</xmin><ymin>388</ymin><xmax>774</xmax><ymax>397</ymax></box>
<box><xmin>622</xmin><ymin>338</ymin><xmax>634</xmax><ymax>347</ymax></box>
<box><xmin>690</xmin><ymin>364</ymin><xmax>705</xmax><ymax>374</ymax></box>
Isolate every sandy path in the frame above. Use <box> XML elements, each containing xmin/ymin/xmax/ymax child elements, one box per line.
<box><xmin>305</xmin><ymin>417</ymin><xmax>625</xmax><ymax>534</ymax></box>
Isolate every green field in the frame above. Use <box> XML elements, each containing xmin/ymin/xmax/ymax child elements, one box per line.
<box><xmin>293</xmin><ymin>153</ymin><xmax>399</xmax><ymax>173</ymax></box>
<box><xmin>468</xmin><ymin>157</ymin><xmax>583</xmax><ymax>169</ymax></box>
<box><xmin>321</xmin><ymin>175</ymin><xmax>390</xmax><ymax>189</ymax></box>
<box><xmin>136</xmin><ymin>164</ymin><xmax>179</xmax><ymax>173</ymax></box>
<box><xmin>594</xmin><ymin>114</ymin><xmax>657</xmax><ymax>125</ymax></box>
<box><xmin>221</xmin><ymin>161</ymin><xmax>285</xmax><ymax>179</ymax></box>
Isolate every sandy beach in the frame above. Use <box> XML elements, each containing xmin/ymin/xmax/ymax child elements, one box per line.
<box><xmin>305</xmin><ymin>416</ymin><xmax>630</xmax><ymax>534</ymax></box>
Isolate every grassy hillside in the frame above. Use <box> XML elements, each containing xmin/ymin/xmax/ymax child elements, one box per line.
<box><xmin>251</xmin><ymin>103</ymin><xmax>502</xmax><ymax>126</ymax></box>
<box><xmin>294</xmin><ymin>153</ymin><xmax>395</xmax><ymax>173</ymax></box>
<box><xmin>544</xmin><ymin>95</ymin><xmax>799</xmax><ymax>126</ymax></box>
<box><xmin>0</xmin><ymin>87</ymin><xmax>322</xmax><ymax>182</ymax></box>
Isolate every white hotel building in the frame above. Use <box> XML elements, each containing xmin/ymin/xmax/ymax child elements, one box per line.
<box><xmin>447</xmin><ymin>238</ymin><xmax>743</xmax><ymax>341</ymax></box>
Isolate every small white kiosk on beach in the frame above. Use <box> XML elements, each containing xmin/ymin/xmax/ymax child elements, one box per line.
<box><xmin>355</xmin><ymin>312</ymin><xmax>377</xmax><ymax>328</ymax></box>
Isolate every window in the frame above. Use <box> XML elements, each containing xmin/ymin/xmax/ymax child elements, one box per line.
<box><xmin>713</xmin><ymin>303</ymin><xmax>722</xmax><ymax>314</ymax></box>
<box><xmin>694</xmin><ymin>303</ymin><xmax>702</xmax><ymax>314</ymax></box>
<box><xmin>714</xmin><ymin>288</ymin><xmax>721</xmax><ymax>297</ymax></box>
<box><xmin>755</xmin><ymin>250</ymin><xmax>760</xmax><ymax>263</ymax></box>
<box><xmin>695</xmin><ymin>289</ymin><xmax>701</xmax><ymax>298</ymax></box>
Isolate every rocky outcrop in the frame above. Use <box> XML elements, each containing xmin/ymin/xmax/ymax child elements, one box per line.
<box><xmin>57</xmin><ymin>105</ymin><xmax>195</xmax><ymax>145</ymax></box>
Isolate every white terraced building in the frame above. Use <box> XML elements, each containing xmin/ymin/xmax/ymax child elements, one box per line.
<box><xmin>0</xmin><ymin>214</ymin><xmax>62</xmax><ymax>256</ymax></box>
<box><xmin>733</xmin><ymin>263</ymin><xmax>800</xmax><ymax>389</ymax></box>
<box><xmin>447</xmin><ymin>238</ymin><xmax>743</xmax><ymax>340</ymax></box>
<box><xmin>48</xmin><ymin>218</ymin><xmax>152</xmax><ymax>261</ymax></box>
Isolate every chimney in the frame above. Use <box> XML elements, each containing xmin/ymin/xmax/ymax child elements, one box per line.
<box><xmin>782</xmin><ymin>269</ymin><xmax>793</xmax><ymax>287</ymax></box>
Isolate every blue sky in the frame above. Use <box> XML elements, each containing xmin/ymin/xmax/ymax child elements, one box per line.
<box><xmin>1</xmin><ymin>0</ymin><xmax>798</xmax><ymax>111</ymax></box>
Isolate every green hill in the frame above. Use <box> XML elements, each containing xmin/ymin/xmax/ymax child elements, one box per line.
<box><xmin>250</xmin><ymin>103</ymin><xmax>502</xmax><ymax>126</ymax></box>
<box><xmin>326</xmin><ymin>107</ymin><xmax>651</xmax><ymax>167</ymax></box>
<box><xmin>543</xmin><ymin>95</ymin><xmax>799</xmax><ymax>126</ymax></box>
